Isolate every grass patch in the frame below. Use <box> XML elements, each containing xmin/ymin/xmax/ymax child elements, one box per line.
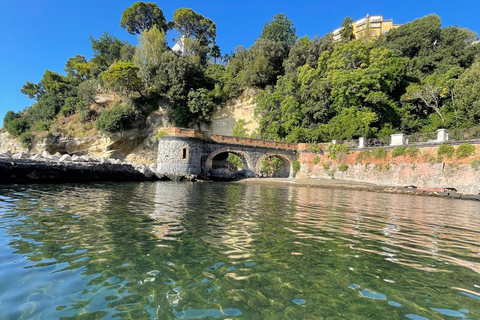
<box><xmin>406</xmin><ymin>146</ymin><xmax>420</xmax><ymax>158</ymax></box>
<box><xmin>372</xmin><ymin>148</ymin><xmax>388</xmax><ymax>160</ymax></box>
<box><xmin>327</xmin><ymin>144</ymin><xmax>350</xmax><ymax>160</ymax></box>
<box><xmin>322</xmin><ymin>161</ymin><xmax>332</xmax><ymax>171</ymax></box>
<box><xmin>313</xmin><ymin>156</ymin><xmax>321</xmax><ymax>165</ymax></box>
<box><xmin>471</xmin><ymin>160</ymin><xmax>480</xmax><ymax>171</ymax></box>
<box><xmin>437</xmin><ymin>144</ymin><xmax>455</xmax><ymax>159</ymax></box>
<box><xmin>391</xmin><ymin>146</ymin><xmax>406</xmax><ymax>158</ymax></box>
<box><xmin>355</xmin><ymin>150</ymin><xmax>371</xmax><ymax>164</ymax></box>
<box><xmin>338</xmin><ymin>163</ymin><xmax>349</xmax><ymax>172</ymax></box>
<box><xmin>456</xmin><ymin>143</ymin><xmax>475</xmax><ymax>158</ymax></box>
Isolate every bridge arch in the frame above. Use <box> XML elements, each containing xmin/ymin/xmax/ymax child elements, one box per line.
<box><xmin>256</xmin><ymin>153</ymin><xmax>294</xmax><ymax>178</ymax></box>
<box><xmin>205</xmin><ymin>148</ymin><xmax>253</xmax><ymax>171</ymax></box>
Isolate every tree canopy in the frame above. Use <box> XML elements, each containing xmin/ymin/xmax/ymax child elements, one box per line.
<box><xmin>120</xmin><ymin>2</ymin><xmax>167</xmax><ymax>35</ymax></box>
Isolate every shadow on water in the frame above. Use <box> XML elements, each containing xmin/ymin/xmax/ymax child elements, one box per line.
<box><xmin>0</xmin><ymin>182</ymin><xmax>479</xmax><ymax>319</ymax></box>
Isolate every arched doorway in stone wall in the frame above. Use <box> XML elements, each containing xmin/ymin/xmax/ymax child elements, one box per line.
<box><xmin>205</xmin><ymin>148</ymin><xmax>254</xmax><ymax>179</ymax></box>
<box><xmin>256</xmin><ymin>154</ymin><xmax>293</xmax><ymax>178</ymax></box>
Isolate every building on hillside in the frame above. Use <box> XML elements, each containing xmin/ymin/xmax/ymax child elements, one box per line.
<box><xmin>333</xmin><ymin>15</ymin><xmax>401</xmax><ymax>42</ymax></box>
<box><xmin>172</xmin><ymin>35</ymin><xmax>186</xmax><ymax>56</ymax></box>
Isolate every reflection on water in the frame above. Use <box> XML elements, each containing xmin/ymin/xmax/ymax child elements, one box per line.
<box><xmin>0</xmin><ymin>182</ymin><xmax>479</xmax><ymax>319</ymax></box>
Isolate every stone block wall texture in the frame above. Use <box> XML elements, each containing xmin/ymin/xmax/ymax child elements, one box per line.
<box><xmin>297</xmin><ymin>144</ymin><xmax>480</xmax><ymax>194</ymax></box>
<box><xmin>156</xmin><ymin>137</ymin><xmax>203</xmax><ymax>176</ymax></box>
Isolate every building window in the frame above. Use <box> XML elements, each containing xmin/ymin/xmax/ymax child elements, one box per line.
<box><xmin>372</xmin><ymin>30</ymin><xmax>377</xmax><ymax>36</ymax></box>
<box><xmin>182</xmin><ymin>148</ymin><xmax>187</xmax><ymax>159</ymax></box>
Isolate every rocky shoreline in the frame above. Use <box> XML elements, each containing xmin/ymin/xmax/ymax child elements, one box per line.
<box><xmin>0</xmin><ymin>151</ymin><xmax>159</xmax><ymax>184</ymax></box>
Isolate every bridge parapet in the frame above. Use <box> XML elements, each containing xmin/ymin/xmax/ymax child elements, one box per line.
<box><xmin>160</xmin><ymin>128</ymin><xmax>301</xmax><ymax>150</ymax></box>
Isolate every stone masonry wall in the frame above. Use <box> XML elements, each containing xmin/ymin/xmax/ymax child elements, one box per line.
<box><xmin>297</xmin><ymin>144</ymin><xmax>480</xmax><ymax>194</ymax></box>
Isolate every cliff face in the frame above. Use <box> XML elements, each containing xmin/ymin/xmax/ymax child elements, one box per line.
<box><xmin>0</xmin><ymin>91</ymin><xmax>260</xmax><ymax>165</ymax></box>
<box><xmin>203</xmin><ymin>88</ymin><xmax>259</xmax><ymax>136</ymax></box>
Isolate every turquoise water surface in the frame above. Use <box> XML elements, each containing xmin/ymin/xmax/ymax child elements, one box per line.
<box><xmin>0</xmin><ymin>182</ymin><xmax>479</xmax><ymax>319</ymax></box>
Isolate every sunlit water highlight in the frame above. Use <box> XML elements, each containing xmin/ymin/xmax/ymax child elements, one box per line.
<box><xmin>0</xmin><ymin>182</ymin><xmax>479</xmax><ymax>319</ymax></box>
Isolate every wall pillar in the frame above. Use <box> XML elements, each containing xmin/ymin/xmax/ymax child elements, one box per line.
<box><xmin>358</xmin><ymin>137</ymin><xmax>365</xmax><ymax>149</ymax></box>
<box><xmin>437</xmin><ymin>129</ymin><xmax>449</xmax><ymax>143</ymax></box>
<box><xmin>390</xmin><ymin>134</ymin><xmax>405</xmax><ymax>146</ymax></box>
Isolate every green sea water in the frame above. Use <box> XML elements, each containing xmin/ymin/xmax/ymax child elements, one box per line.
<box><xmin>0</xmin><ymin>181</ymin><xmax>479</xmax><ymax>319</ymax></box>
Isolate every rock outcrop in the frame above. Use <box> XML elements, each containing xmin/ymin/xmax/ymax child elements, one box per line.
<box><xmin>0</xmin><ymin>151</ymin><xmax>158</xmax><ymax>184</ymax></box>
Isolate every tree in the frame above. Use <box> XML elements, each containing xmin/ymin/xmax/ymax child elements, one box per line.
<box><xmin>90</xmin><ymin>32</ymin><xmax>133</xmax><ymax>70</ymax></box>
<box><xmin>120</xmin><ymin>2</ymin><xmax>167</xmax><ymax>35</ymax></box>
<box><xmin>78</xmin><ymin>79</ymin><xmax>100</xmax><ymax>105</ymax></box>
<box><xmin>170</xmin><ymin>8</ymin><xmax>216</xmax><ymax>62</ymax></box>
<box><xmin>133</xmin><ymin>25</ymin><xmax>167</xmax><ymax>90</ymax></box>
<box><xmin>187</xmin><ymin>88</ymin><xmax>215</xmax><ymax>129</ymax></box>
<box><xmin>101</xmin><ymin>62</ymin><xmax>143</xmax><ymax>97</ymax></box>
<box><xmin>340</xmin><ymin>17</ymin><xmax>354</xmax><ymax>43</ymax></box>
<box><xmin>209</xmin><ymin>45</ymin><xmax>221</xmax><ymax>64</ymax></box>
<box><xmin>454</xmin><ymin>60</ymin><xmax>480</xmax><ymax>126</ymax></box>
<box><xmin>260</xmin><ymin>13</ymin><xmax>297</xmax><ymax>52</ymax></box>
<box><xmin>21</xmin><ymin>81</ymin><xmax>45</xmax><ymax>100</ymax></box>
<box><xmin>239</xmin><ymin>39</ymin><xmax>285</xmax><ymax>88</ymax></box>
<box><xmin>65</xmin><ymin>55</ymin><xmax>91</xmax><ymax>81</ymax></box>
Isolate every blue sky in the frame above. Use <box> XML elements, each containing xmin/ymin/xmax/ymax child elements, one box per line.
<box><xmin>1</xmin><ymin>0</ymin><xmax>480</xmax><ymax>123</ymax></box>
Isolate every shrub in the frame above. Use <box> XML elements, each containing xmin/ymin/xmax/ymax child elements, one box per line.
<box><xmin>456</xmin><ymin>143</ymin><xmax>475</xmax><ymax>158</ymax></box>
<box><xmin>95</xmin><ymin>103</ymin><xmax>138</xmax><ymax>133</ymax></box>
<box><xmin>437</xmin><ymin>144</ymin><xmax>455</xmax><ymax>159</ymax></box>
<box><xmin>323</xmin><ymin>161</ymin><xmax>332</xmax><ymax>171</ymax></box>
<box><xmin>391</xmin><ymin>146</ymin><xmax>406</xmax><ymax>157</ymax></box>
<box><xmin>471</xmin><ymin>160</ymin><xmax>480</xmax><ymax>171</ymax></box>
<box><xmin>355</xmin><ymin>150</ymin><xmax>371</xmax><ymax>163</ymax></box>
<box><xmin>375</xmin><ymin>163</ymin><xmax>383</xmax><ymax>171</ymax></box>
<box><xmin>292</xmin><ymin>160</ymin><xmax>301</xmax><ymax>172</ymax></box>
<box><xmin>19</xmin><ymin>131</ymin><xmax>34</xmax><ymax>148</ymax></box>
<box><xmin>313</xmin><ymin>156</ymin><xmax>321</xmax><ymax>165</ymax></box>
<box><xmin>372</xmin><ymin>148</ymin><xmax>388</xmax><ymax>160</ymax></box>
<box><xmin>155</xmin><ymin>130</ymin><xmax>167</xmax><ymax>139</ymax></box>
<box><xmin>327</xmin><ymin>144</ymin><xmax>350</xmax><ymax>160</ymax></box>
<box><xmin>228</xmin><ymin>153</ymin><xmax>244</xmax><ymax>169</ymax></box>
<box><xmin>338</xmin><ymin>163</ymin><xmax>348</xmax><ymax>172</ymax></box>
<box><xmin>260</xmin><ymin>156</ymin><xmax>282</xmax><ymax>177</ymax></box>
<box><xmin>406</xmin><ymin>146</ymin><xmax>420</xmax><ymax>158</ymax></box>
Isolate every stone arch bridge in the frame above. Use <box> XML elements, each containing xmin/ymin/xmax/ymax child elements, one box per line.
<box><xmin>156</xmin><ymin>128</ymin><xmax>302</xmax><ymax>179</ymax></box>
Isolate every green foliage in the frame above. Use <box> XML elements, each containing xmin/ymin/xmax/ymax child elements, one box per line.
<box><xmin>375</xmin><ymin>163</ymin><xmax>383</xmax><ymax>171</ymax></box>
<box><xmin>437</xmin><ymin>144</ymin><xmax>455</xmax><ymax>159</ymax></box>
<box><xmin>260</xmin><ymin>156</ymin><xmax>282</xmax><ymax>177</ymax></box>
<box><xmin>471</xmin><ymin>160</ymin><xmax>480</xmax><ymax>171</ymax></box>
<box><xmin>455</xmin><ymin>60</ymin><xmax>480</xmax><ymax>126</ymax></box>
<box><xmin>3</xmin><ymin>111</ymin><xmax>29</xmax><ymax>137</ymax></box>
<box><xmin>60</xmin><ymin>97</ymin><xmax>79</xmax><ymax>116</ymax></box>
<box><xmin>170</xmin><ymin>8</ymin><xmax>216</xmax><ymax>63</ymax></box>
<box><xmin>133</xmin><ymin>25</ymin><xmax>167</xmax><ymax>90</ymax></box>
<box><xmin>120</xmin><ymin>2</ymin><xmax>167</xmax><ymax>35</ymax></box>
<box><xmin>228</xmin><ymin>153</ymin><xmax>244</xmax><ymax>170</ymax></box>
<box><xmin>232</xmin><ymin>119</ymin><xmax>249</xmax><ymax>138</ymax></box>
<box><xmin>406</xmin><ymin>146</ymin><xmax>421</xmax><ymax>158</ymax></box>
<box><xmin>90</xmin><ymin>32</ymin><xmax>133</xmax><ymax>70</ymax></box>
<box><xmin>95</xmin><ymin>103</ymin><xmax>138</xmax><ymax>133</ymax></box>
<box><xmin>19</xmin><ymin>131</ymin><xmax>34</xmax><ymax>148</ymax></box>
<box><xmin>338</xmin><ymin>163</ymin><xmax>348</xmax><ymax>172</ymax></box>
<box><xmin>292</xmin><ymin>160</ymin><xmax>301</xmax><ymax>172</ymax></box>
<box><xmin>187</xmin><ymin>88</ymin><xmax>215</xmax><ymax>128</ymax></box>
<box><xmin>372</xmin><ymin>148</ymin><xmax>388</xmax><ymax>160</ymax></box>
<box><xmin>455</xmin><ymin>143</ymin><xmax>475</xmax><ymax>158</ymax></box>
<box><xmin>340</xmin><ymin>17</ymin><xmax>354</xmax><ymax>43</ymax></box>
<box><xmin>355</xmin><ymin>150</ymin><xmax>371</xmax><ymax>163</ymax></box>
<box><xmin>155</xmin><ymin>130</ymin><xmax>167</xmax><ymax>139</ymax></box>
<box><xmin>65</xmin><ymin>55</ymin><xmax>91</xmax><ymax>81</ymax></box>
<box><xmin>327</xmin><ymin>143</ymin><xmax>350</xmax><ymax>160</ymax></box>
<box><xmin>322</xmin><ymin>161</ymin><xmax>332</xmax><ymax>171</ymax></box>
<box><xmin>101</xmin><ymin>62</ymin><xmax>142</xmax><ymax>97</ymax></box>
<box><xmin>21</xmin><ymin>81</ymin><xmax>45</xmax><ymax>100</ymax></box>
<box><xmin>391</xmin><ymin>146</ymin><xmax>407</xmax><ymax>157</ymax></box>
<box><xmin>260</xmin><ymin>14</ymin><xmax>297</xmax><ymax>52</ymax></box>
<box><xmin>313</xmin><ymin>156</ymin><xmax>321</xmax><ymax>165</ymax></box>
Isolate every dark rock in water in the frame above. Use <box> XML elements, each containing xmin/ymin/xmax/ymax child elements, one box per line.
<box><xmin>0</xmin><ymin>158</ymin><xmax>158</xmax><ymax>184</ymax></box>
<box><xmin>444</xmin><ymin>187</ymin><xmax>457</xmax><ymax>193</ymax></box>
